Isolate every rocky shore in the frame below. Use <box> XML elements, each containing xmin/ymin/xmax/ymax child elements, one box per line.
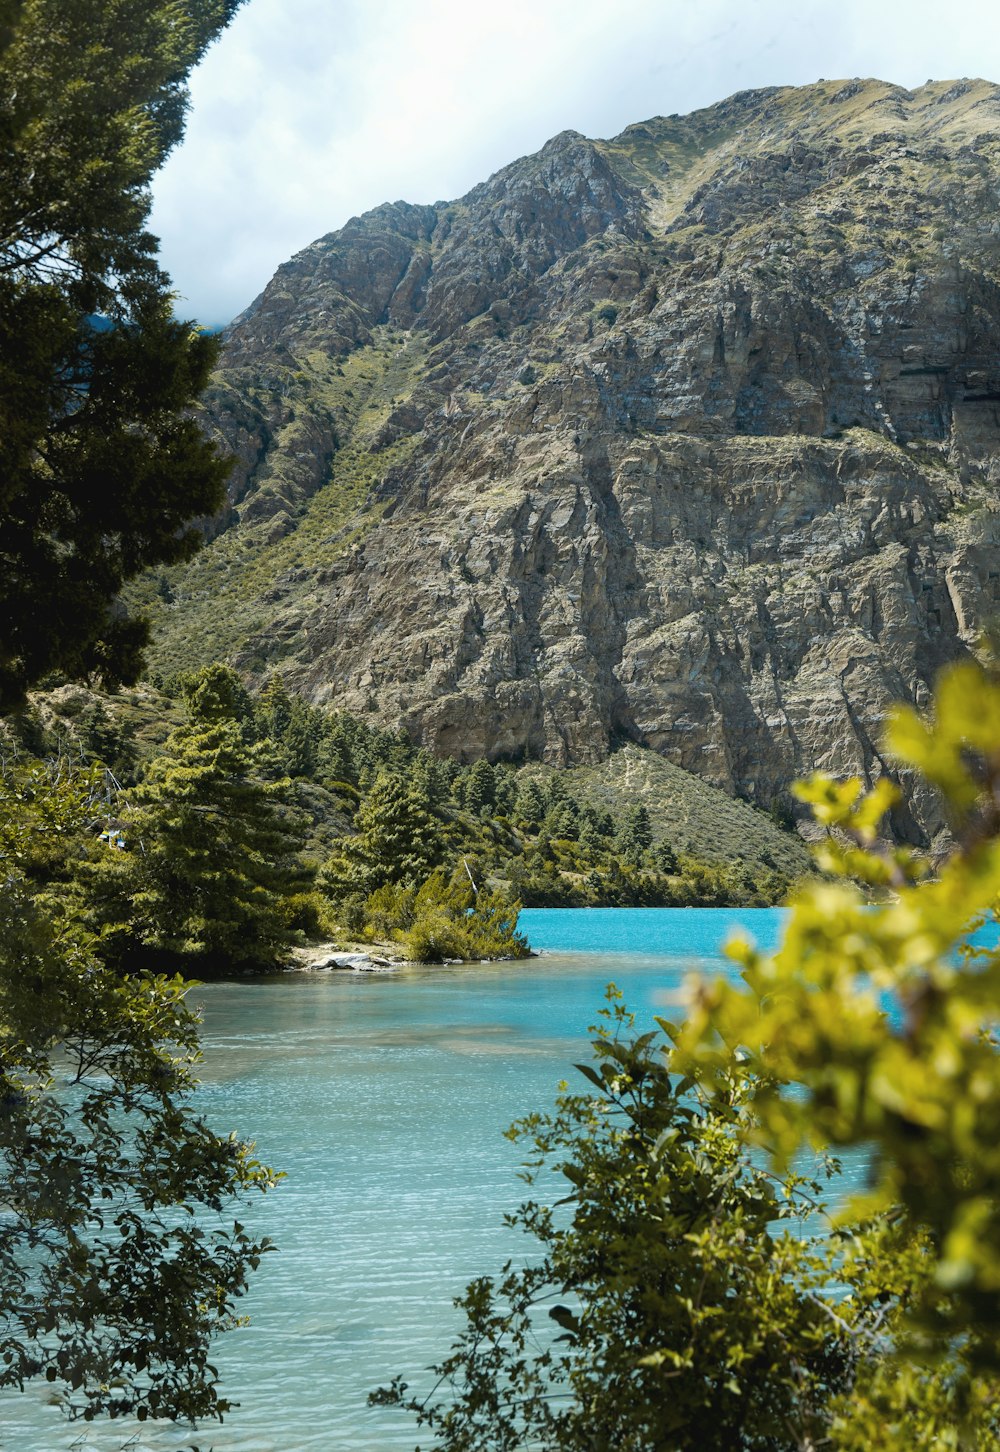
<box><xmin>290</xmin><ymin>942</ymin><xmax>405</xmax><ymax>973</ymax></box>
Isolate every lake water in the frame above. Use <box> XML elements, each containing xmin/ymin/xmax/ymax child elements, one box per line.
<box><xmin>2</xmin><ymin>907</ymin><xmax>798</xmax><ymax>1452</ymax></box>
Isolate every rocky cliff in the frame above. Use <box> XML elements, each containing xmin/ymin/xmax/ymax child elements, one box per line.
<box><xmin>141</xmin><ymin>78</ymin><xmax>1000</xmax><ymax>844</ymax></box>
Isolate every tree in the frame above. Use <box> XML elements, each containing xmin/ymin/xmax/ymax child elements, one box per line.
<box><xmin>677</xmin><ymin>659</ymin><xmax>1000</xmax><ymax>1352</ymax></box>
<box><xmin>373</xmin><ymin>996</ymin><xmax>892</xmax><ymax>1451</ymax></box>
<box><xmin>516</xmin><ymin>778</ymin><xmax>546</xmax><ymax>825</ymax></box>
<box><xmin>377</xmin><ymin>660</ymin><xmax>1000</xmax><ymax>1451</ymax></box>
<box><xmin>617</xmin><ymin>803</ymin><xmax>653</xmax><ymax>865</ymax></box>
<box><xmin>256</xmin><ymin>675</ymin><xmax>294</xmax><ymax>742</ymax></box>
<box><xmin>0</xmin><ymin>1</ymin><xmax>284</xmax><ymax>1426</ymax></box>
<box><xmin>377</xmin><ymin>999</ymin><xmax>1000</xmax><ymax>1452</ymax></box>
<box><xmin>493</xmin><ymin>763</ymin><xmax>518</xmax><ymax>817</ymax></box>
<box><xmin>0</xmin><ymin>0</ymin><xmax>244</xmax><ymax>710</ymax></box>
<box><xmin>182</xmin><ymin>660</ymin><xmax>255</xmax><ymax>732</ymax></box>
<box><xmin>0</xmin><ymin>765</ymin><xmax>277</xmax><ymax>1422</ymax></box>
<box><xmin>625</xmin><ymin>803</ymin><xmax>653</xmax><ymax>849</ymax></box>
<box><xmin>464</xmin><ymin>759</ymin><xmax>497</xmax><ymax>817</ymax></box>
<box><xmin>546</xmin><ymin>798</ymin><xmax>580</xmax><ymax>841</ymax></box>
<box><xmin>82</xmin><ymin>688</ymin><xmax>309</xmax><ymax>972</ymax></box>
<box><xmin>320</xmin><ymin>770</ymin><xmax>445</xmax><ymax>898</ymax></box>
<box><xmin>396</xmin><ymin>867</ymin><xmax>529</xmax><ymax>963</ymax></box>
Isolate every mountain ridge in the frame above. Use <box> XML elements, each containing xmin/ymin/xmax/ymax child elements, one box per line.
<box><xmin>135</xmin><ymin>77</ymin><xmax>1000</xmax><ymax>845</ymax></box>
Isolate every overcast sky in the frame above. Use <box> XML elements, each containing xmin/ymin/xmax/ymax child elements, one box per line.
<box><xmin>149</xmin><ymin>0</ymin><xmax>1000</xmax><ymax>326</ymax></box>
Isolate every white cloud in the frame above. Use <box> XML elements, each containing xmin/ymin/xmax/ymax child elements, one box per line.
<box><xmin>149</xmin><ymin>0</ymin><xmax>1000</xmax><ymax>324</ymax></box>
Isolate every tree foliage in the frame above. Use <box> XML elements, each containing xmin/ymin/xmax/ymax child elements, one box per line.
<box><xmin>374</xmin><ymin>997</ymin><xmax>947</xmax><ymax>1451</ymax></box>
<box><xmin>0</xmin><ymin>765</ymin><xmax>277</xmax><ymax>1422</ymax></box>
<box><xmin>676</xmin><ymin>658</ymin><xmax>1000</xmax><ymax>1355</ymax></box>
<box><xmin>83</xmin><ymin>672</ymin><xmax>309</xmax><ymax>973</ymax></box>
<box><xmin>395</xmin><ymin>867</ymin><xmax>529</xmax><ymax>963</ymax></box>
<box><xmin>0</xmin><ymin>0</ymin><xmax>244</xmax><ymax>709</ymax></box>
<box><xmin>378</xmin><ymin>659</ymin><xmax>1000</xmax><ymax>1450</ymax></box>
<box><xmin>0</xmin><ymin>1</ymin><xmax>290</xmax><ymax>1427</ymax></box>
<box><xmin>320</xmin><ymin>770</ymin><xmax>446</xmax><ymax>898</ymax></box>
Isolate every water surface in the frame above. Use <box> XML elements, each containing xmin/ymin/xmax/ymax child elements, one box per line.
<box><xmin>1</xmin><ymin>907</ymin><xmax>785</xmax><ymax>1452</ymax></box>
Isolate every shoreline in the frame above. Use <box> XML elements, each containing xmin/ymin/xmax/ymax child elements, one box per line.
<box><xmin>288</xmin><ymin>940</ymin><xmax>537</xmax><ymax>973</ymax></box>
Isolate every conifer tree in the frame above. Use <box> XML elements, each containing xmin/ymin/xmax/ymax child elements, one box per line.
<box><xmin>0</xmin><ymin>2</ymin><xmax>286</xmax><ymax>1425</ymax></box>
<box><xmin>320</xmin><ymin>771</ymin><xmax>445</xmax><ymax>897</ymax></box>
<box><xmin>182</xmin><ymin>660</ymin><xmax>255</xmax><ymax>733</ymax></box>
<box><xmin>517</xmin><ymin>779</ymin><xmax>546</xmax><ymax>825</ymax></box>
<box><xmin>624</xmin><ymin>803</ymin><xmax>653</xmax><ymax>849</ymax></box>
<box><xmin>546</xmin><ymin>799</ymin><xmax>580</xmax><ymax>841</ymax></box>
<box><xmin>84</xmin><ymin>701</ymin><xmax>307</xmax><ymax>972</ymax></box>
<box><xmin>0</xmin><ymin>0</ymin><xmax>243</xmax><ymax>710</ymax></box>
<box><xmin>465</xmin><ymin>759</ymin><xmax>497</xmax><ymax>817</ymax></box>
<box><xmin>257</xmin><ymin>675</ymin><xmax>294</xmax><ymax>741</ymax></box>
<box><xmin>1</xmin><ymin>760</ymin><xmax>277</xmax><ymax>1422</ymax></box>
<box><xmin>493</xmin><ymin>763</ymin><xmax>518</xmax><ymax>816</ymax></box>
<box><xmin>283</xmin><ymin>696</ymin><xmax>323</xmax><ymax>778</ymax></box>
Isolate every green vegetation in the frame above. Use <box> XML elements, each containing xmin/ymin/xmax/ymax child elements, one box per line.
<box><xmin>131</xmin><ymin>327</ymin><xmax>429</xmax><ymax>677</ymax></box>
<box><xmin>679</xmin><ymin>657</ymin><xmax>1000</xmax><ymax>1354</ymax></box>
<box><xmin>373</xmin><ymin>997</ymin><xmax>887</xmax><ymax>1450</ymax></box>
<box><xmin>520</xmin><ymin>744</ymin><xmax>811</xmax><ymax>879</ymax></box>
<box><xmin>0</xmin><ymin>773</ymin><xmax>277</xmax><ymax>1420</ymax></box>
<box><xmin>0</xmin><ymin>0</ymin><xmax>241</xmax><ymax>711</ymax></box>
<box><xmin>0</xmin><ymin>2</ymin><xmax>285</xmax><ymax>1425</ymax></box>
<box><xmin>18</xmin><ymin>664</ymin><xmax>803</xmax><ymax>933</ymax></box>
<box><xmin>8</xmin><ymin>665</ymin><xmax>536</xmax><ymax>965</ymax></box>
<box><xmin>80</xmin><ymin>667</ymin><xmax>313</xmax><ymax>974</ymax></box>
<box><xmin>349</xmin><ymin>869</ymin><xmax>528</xmax><ymax>964</ymax></box>
<box><xmin>3</xmin><ymin>39</ymin><xmax>997</xmax><ymax>1444</ymax></box>
<box><xmin>377</xmin><ymin>658</ymin><xmax>1000</xmax><ymax>1451</ymax></box>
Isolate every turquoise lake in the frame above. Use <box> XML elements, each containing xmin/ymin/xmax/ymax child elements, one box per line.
<box><xmin>3</xmin><ymin>907</ymin><xmax>799</xmax><ymax>1452</ymax></box>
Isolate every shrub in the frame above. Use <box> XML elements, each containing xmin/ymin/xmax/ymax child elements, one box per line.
<box><xmin>399</xmin><ymin>913</ymin><xmax>469</xmax><ymax>963</ymax></box>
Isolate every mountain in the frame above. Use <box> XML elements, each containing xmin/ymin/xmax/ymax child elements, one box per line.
<box><xmin>138</xmin><ymin>78</ymin><xmax>1000</xmax><ymax>844</ymax></box>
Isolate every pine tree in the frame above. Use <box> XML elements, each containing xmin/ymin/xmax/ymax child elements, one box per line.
<box><xmin>320</xmin><ymin>722</ymin><xmax>354</xmax><ymax>784</ymax></box>
<box><xmin>625</xmin><ymin>803</ymin><xmax>653</xmax><ymax>849</ymax></box>
<box><xmin>321</xmin><ymin>771</ymin><xmax>445</xmax><ymax>897</ymax></box>
<box><xmin>84</xmin><ymin>715</ymin><xmax>307</xmax><ymax>972</ymax></box>
<box><xmin>517</xmin><ymin>779</ymin><xmax>546</xmax><ymax>825</ymax></box>
<box><xmin>283</xmin><ymin>697</ymin><xmax>323</xmax><ymax>778</ymax></box>
<box><xmin>0</xmin><ymin>3</ymin><xmax>284</xmax><ymax>1423</ymax></box>
<box><xmin>546</xmin><ymin>799</ymin><xmax>580</xmax><ymax>841</ymax></box>
<box><xmin>492</xmin><ymin>763</ymin><xmax>518</xmax><ymax>817</ymax></box>
<box><xmin>182</xmin><ymin>661</ymin><xmax>255</xmax><ymax>732</ymax></box>
<box><xmin>1</xmin><ymin>757</ymin><xmax>277</xmax><ymax>1423</ymax></box>
<box><xmin>257</xmin><ymin>675</ymin><xmax>293</xmax><ymax>741</ymax></box>
<box><xmin>411</xmin><ymin>752</ymin><xmax>453</xmax><ymax>806</ymax></box>
<box><xmin>464</xmin><ymin>759</ymin><xmax>497</xmax><ymax>817</ymax></box>
<box><xmin>0</xmin><ymin>1</ymin><xmax>245</xmax><ymax>710</ymax></box>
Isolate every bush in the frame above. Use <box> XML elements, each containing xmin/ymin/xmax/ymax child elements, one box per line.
<box><xmin>396</xmin><ymin>869</ymin><xmax>529</xmax><ymax>962</ymax></box>
<box><xmin>277</xmin><ymin>890</ymin><xmax>328</xmax><ymax>939</ymax></box>
<box><xmin>334</xmin><ymin>891</ymin><xmax>368</xmax><ymax>939</ymax></box>
<box><xmin>399</xmin><ymin>913</ymin><xmax>469</xmax><ymax>963</ymax></box>
<box><xmin>365</xmin><ymin>881</ymin><xmax>417</xmax><ymax>939</ymax></box>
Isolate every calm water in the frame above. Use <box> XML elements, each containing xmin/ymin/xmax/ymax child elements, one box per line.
<box><xmin>2</xmin><ymin>908</ymin><xmax>794</xmax><ymax>1452</ymax></box>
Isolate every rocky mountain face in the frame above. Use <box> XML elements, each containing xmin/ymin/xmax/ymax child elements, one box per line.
<box><xmin>146</xmin><ymin>78</ymin><xmax>1000</xmax><ymax>844</ymax></box>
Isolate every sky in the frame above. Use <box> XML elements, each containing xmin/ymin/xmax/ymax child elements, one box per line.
<box><xmin>149</xmin><ymin>0</ymin><xmax>1000</xmax><ymax>327</ymax></box>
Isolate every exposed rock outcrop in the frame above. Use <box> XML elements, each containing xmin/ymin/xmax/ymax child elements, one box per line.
<box><xmin>148</xmin><ymin>79</ymin><xmax>1000</xmax><ymax>844</ymax></box>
